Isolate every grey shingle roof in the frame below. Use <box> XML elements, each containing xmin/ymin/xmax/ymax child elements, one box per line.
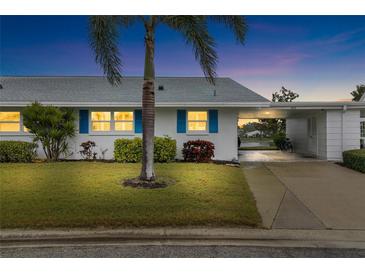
<box><xmin>0</xmin><ymin>76</ymin><xmax>269</xmax><ymax>104</ymax></box>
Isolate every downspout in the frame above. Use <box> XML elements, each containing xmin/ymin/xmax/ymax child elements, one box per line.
<box><xmin>341</xmin><ymin>104</ymin><xmax>347</xmax><ymax>157</ymax></box>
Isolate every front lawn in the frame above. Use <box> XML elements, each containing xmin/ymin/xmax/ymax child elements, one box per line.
<box><xmin>0</xmin><ymin>162</ymin><xmax>261</xmax><ymax>229</ymax></box>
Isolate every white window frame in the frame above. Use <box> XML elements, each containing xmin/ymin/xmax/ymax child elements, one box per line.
<box><xmin>187</xmin><ymin>110</ymin><xmax>209</xmax><ymax>135</ymax></box>
<box><xmin>114</xmin><ymin>111</ymin><xmax>134</xmax><ymax>133</ymax></box>
<box><xmin>91</xmin><ymin>111</ymin><xmax>112</xmax><ymax>132</ymax></box>
<box><xmin>90</xmin><ymin>110</ymin><xmax>135</xmax><ymax>135</ymax></box>
<box><xmin>0</xmin><ymin>111</ymin><xmax>30</xmax><ymax>135</ymax></box>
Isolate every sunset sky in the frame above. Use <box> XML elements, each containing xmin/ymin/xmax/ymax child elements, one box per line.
<box><xmin>1</xmin><ymin>15</ymin><xmax>364</xmax><ymax>101</ymax></box>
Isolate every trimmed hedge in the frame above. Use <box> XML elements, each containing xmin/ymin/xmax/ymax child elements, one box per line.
<box><xmin>343</xmin><ymin>149</ymin><xmax>365</xmax><ymax>173</ymax></box>
<box><xmin>182</xmin><ymin>140</ymin><xmax>215</xmax><ymax>162</ymax></box>
<box><xmin>0</xmin><ymin>141</ymin><xmax>37</xmax><ymax>163</ymax></box>
<box><xmin>154</xmin><ymin>136</ymin><xmax>176</xmax><ymax>162</ymax></box>
<box><xmin>114</xmin><ymin>136</ymin><xmax>176</xmax><ymax>163</ymax></box>
<box><xmin>114</xmin><ymin>138</ymin><xmax>142</xmax><ymax>163</ymax></box>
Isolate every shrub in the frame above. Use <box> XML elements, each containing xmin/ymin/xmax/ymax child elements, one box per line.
<box><xmin>114</xmin><ymin>136</ymin><xmax>177</xmax><ymax>163</ymax></box>
<box><xmin>343</xmin><ymin>149</ymin><xmax>365</xmax><ymax>173</ymax></box>
<box><xmin>79</xmin><ymin>141</ymin><xmax>97</xmax><ymax>160</ymax></box>
<box><xmin>273</xmin><ymin>132</ymin><xmax>286</xmax><ymax>149</ymax></box>
<box><xmin>23</xmin><ymin>102</ymin><xmax>76</xmax><ymax>161</ymax></box>
<box><xmin>0</xmin><ymin>141</ymin><xmax>37</xmax><ymax>163</ymax></box>
<box><xmin>182</xmin><ymin>140</ymin><xmax>215</xmax><ymax>162</ymax></box>
<box><xmin>114</xmin><ymin>138</ymin><xmax>142</xmax><ymax>163</ymax></box>
<box><xmin>154</xmin><ymin>136</ymin><xmax>176</xmax><ymax>162</ymax></box>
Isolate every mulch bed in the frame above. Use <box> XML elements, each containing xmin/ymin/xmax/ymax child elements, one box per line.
<box><xmin>122</xmin><ymin>177</ymin><xmax>176</xmax><ymax>189</ymax></box>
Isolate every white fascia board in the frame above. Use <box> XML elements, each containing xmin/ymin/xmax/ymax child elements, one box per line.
<box><xmin>0</xmin><ymin>101</ymin><xmax>271</xmax><ymax>108</ymax></box>
<box><xmin>270</xmin><ymin>102</ymin><xmax>365</xmax><ymax>110</ymax></box>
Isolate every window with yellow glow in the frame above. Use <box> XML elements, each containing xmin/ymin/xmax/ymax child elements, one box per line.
<box><xmin>114</xmin><ymin>112</ymin><xmax>134</xmax><ymax>131</ymax></box>
<box><xmin>0</xmin><ymin>112</ymin><xmax>20</xmax><ymax>132</ymax></box>
<box><xmin>91</xmin><ymin>112</ymin><xmax>111</xmax><ymax>131</ymax></box>
<box><xmin>187</xmin><ymin>111</ymin><xmax>208</xmax><ymax>132</ymax></box>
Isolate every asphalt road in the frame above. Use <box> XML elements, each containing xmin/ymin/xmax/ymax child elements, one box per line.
<box><xmin>1</xmin><ymin>244</ymin><xmax>364</xmax><ymax>258</ymax></box>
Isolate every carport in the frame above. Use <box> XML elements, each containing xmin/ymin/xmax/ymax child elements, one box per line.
<box><xmin>238</xmin><ymin>101</ymin><xmax>364</xmax><ymax>161</ymax></box>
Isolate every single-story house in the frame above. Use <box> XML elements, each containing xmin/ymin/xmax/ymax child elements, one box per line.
<box><xmin>1</xmin><ymin>76</ymin><xmax>364</xmax><ymax>161</ymax></box>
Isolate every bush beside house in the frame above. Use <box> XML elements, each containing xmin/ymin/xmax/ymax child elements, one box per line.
<box><xmin>0</xmin><ymin>141</ymin><xmax>37</xmax><ymax>163</ymax></box>
<box><xmin>343</xmin><ymin>149</ymin><xmax>365</xmax><ymax>173</ymax></box>
<box><xmin>114</xmin><ymin>136</ymin><xmax>176</xmax><ymax>163</ymax></box>
<box><xmin>182</xmin><ymin>140</ymin><xmax>215</xmax><ymax>162</ymax></box>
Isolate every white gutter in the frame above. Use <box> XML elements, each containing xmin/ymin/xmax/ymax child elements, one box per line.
<box><xmin>0</xmin><ymin>101</ymin><xmax>271</xmax><ymax>108</ymax></box>
<box><xmin>269</xmin><ymin>101</ymin><xmax>365</xmax><ymax>110</ymax></box>
<box><xmin>1</xmin><ymin>101</ymin><xmax>364</xmax><ymax>109</ymax></box>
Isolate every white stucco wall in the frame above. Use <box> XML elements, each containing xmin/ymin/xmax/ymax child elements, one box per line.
<box><xmin>0</xmin><ymin>107</ymin><xmax>238</xmax><ymax>161</ymax></box>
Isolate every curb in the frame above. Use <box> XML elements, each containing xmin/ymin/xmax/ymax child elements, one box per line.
<box><xmin>1</xmin><ymin>228</ymin><xmax>365</xmax><ymax>249</ymax></box>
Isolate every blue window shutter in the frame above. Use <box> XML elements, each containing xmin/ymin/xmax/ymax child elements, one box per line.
<box><xmin>177</xmin><ymin>110</ymin><xmax>186</xmax><ymax>133</ymax></box>
<box><xmin>79</xmin><ymin>110</ymin><xmax>89</xmax><ymax>134</ymax></box>
<box><xmin>134</xmin><ymin>109</ymin><xmax>142</xmax><ymax>133</ymax></box>
<box><xmin>209</xmin><ymin>109</ymin><xmax>218</xmax><ymax>133</ymax></box>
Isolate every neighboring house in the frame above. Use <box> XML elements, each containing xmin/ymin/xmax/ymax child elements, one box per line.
<box><xmin>1</xmin><ymin>76</ymin><xmax>364</xmax><ymax>161</ymax></box>
<box><xmin>244</xmin><ymin>130</ymin><xmax>263</xmax><ymax>138</ymax></box>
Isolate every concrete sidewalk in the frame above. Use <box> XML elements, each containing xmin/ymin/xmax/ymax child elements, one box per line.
<box><xmin>1</xmin><ymin>227</ymin><xmax>365</xmax><ymax>249</ymax></box>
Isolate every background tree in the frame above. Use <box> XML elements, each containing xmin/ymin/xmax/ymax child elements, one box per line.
<box><xmin>351</xmin><ymin>84</ymin><xmax>365</xmax><ymax>101</ymax></box>
<box><xmin>259</xmin><ymin>86</ymin><xmax>299</xmax><ymax>135</ymax></box>
<box><xmin>89</xmin><ymin>16</ymin><xmax>247</xmax><ymax>182</ymax></box>
<box><xmin>23</xmin><ymin>102</ymin><xmax>76</xmax><ymax>161</ymax></box>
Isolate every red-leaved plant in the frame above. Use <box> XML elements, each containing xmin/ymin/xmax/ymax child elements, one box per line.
<box><xmin>182</xmin><ymin>140</ymin><xmax>215</xmax><ymax>162</ymax></box>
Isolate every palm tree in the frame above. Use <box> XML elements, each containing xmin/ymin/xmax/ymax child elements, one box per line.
<box><xmin>89</xmin><ymin>16</ymin><xmax>247</xmax><ymax>182</ymax></box>
<box><xmin>351</xmin><ymin>84</ymin><xmax>365</xmax><ymax>101</ymax></box>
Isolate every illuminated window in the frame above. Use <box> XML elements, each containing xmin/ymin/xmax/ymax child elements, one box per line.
<box><xmin>0</xmin><ymin>112</ymin><xmax>20</xmax><ymax>132</ymax></box>
<box><xmin>91</xmin><ymin>112</ymin><xmax>111</xmax><ymax>131</ymax></box>
<box><xmin>361</xmin><ymin>122</ymin><xmax>365</xmax><ymax>138</ymax></box>
<box><xmin>187</xmin><ymin>111</ymin><xmax>208</xmax><ymax>132</ymax></box>
<box><xmin>114</xmin><ymin>112</ymin><xmax>134</xmax><ymax>131</ymax></box>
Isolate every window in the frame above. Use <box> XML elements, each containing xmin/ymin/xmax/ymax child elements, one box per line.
<box><xmin>361</xmin><ymin>121</ymin><xmax>365</xmax><ymax>138</ymax></box>
<box><xmin>91</xmin><ymin>112</ymin><xmax>111</xmax><ymax>131</ymax></box>
<box><xmin>114</xmin><ymin>112</ymin><xmax>133</xmax><ymax>131</ymax></box>
<box><xmin>188</xmin><ymin>111</ymin><xmax>208</xmax><ymax>132</ymax></box>
<box><xmin>91</xmin><ymin>111</ymin><xmax>134</xmax><ymax>132</ymax></box>
<box><xmin>0</xmin><ymin>112</ymin><xmax>20</xmax><ymax>132</ymax></box>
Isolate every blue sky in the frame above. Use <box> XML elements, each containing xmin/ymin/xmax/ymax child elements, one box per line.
<box><xmin>1</xmin><ymin>16</ymin><xmax>364</xmax><ymax>101</ymax></box>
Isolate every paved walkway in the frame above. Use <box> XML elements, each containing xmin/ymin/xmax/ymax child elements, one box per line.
<box><xmin>242</xmin><ymin>162</ymin><xmax>365</xmax><ymax>230</ymax></box>
<box><xmin>239</xmin><ymin>151</ymin><xmax>317</xmax><ymax>162</ymax></box>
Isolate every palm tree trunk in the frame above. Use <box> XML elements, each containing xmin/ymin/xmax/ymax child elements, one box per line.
<box><xmin>140</xmin><ymin>25</ymin><xmax>155</xmax><ymax>181</ymax></box>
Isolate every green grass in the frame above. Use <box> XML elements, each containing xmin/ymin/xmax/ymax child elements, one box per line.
<box><xmin>239</xmin><ymin>146</ymin><xmax>278</xmax><ymax>151</ymax></box>
<box><xmin>0</xmin><ymin>162</ymin><xmax>261</xmax><ymax>229</ymax></box>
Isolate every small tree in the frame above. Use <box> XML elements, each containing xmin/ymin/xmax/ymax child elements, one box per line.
<box><xmin>259</xmin><ymin>87</ymin><xmax>299</xmax><ymax>135</ymax></box>
<box><xmin>351</xmin><ymin>84</ymin><xmax>365</xmax><ymax>102</ymax></box>
<box><xmin>23</xmin><ymin>102</ymin><xmax>76</xmax><ymax>161</ymax></box>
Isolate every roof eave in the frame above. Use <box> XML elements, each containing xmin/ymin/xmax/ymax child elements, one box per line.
<box><xmin>0</xmin><ymin>101</ymin><xmax>271</xmax><ymax>108</ymax></box>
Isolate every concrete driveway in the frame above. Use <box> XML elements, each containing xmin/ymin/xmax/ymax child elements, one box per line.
<box><xmin>239</xmin><ymin>150</ymin><xmax>317</xmax><ymax>162</ymax></box>
<box><xmin>243</xmin><ymin>162</ymin><xmax>365</xmax><ymax>230</ymax></box>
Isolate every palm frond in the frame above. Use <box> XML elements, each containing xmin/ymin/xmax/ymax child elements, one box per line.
<box><xmin>209</xmin><ymin>16</ymin><xmax>247</xmax><ymax>44</ymax></box>
<box><xmin>89</xmin><ymin>16</ymin><xmax>123</xmax><ymax>85</ymax></box>
<box><xmin>163</xmin><ymin>16</ymin><xmax>218</xmax><ymax>84</ymax></box>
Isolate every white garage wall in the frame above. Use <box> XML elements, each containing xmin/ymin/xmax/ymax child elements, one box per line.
<box><xmin>326</xmin><ymin>110</ymin><xmax>361</xmax><ymax>161</ymax></box>
<box><xmin>0</xmin><ymin>107</ymin><xmax>238</xmax><ymax>161</ymax></box>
